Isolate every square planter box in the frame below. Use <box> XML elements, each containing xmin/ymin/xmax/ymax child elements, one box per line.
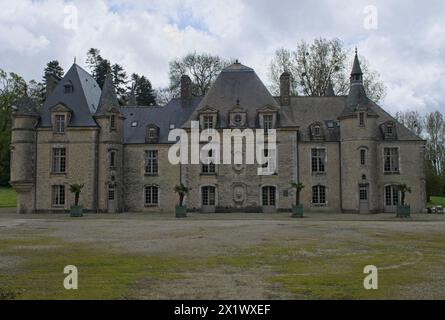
<box><xmin>396</xmin><ymin>205</ymin><xmax>411</xmax><ymax>218</ymax></box>
<box><xmin>291</xmin><ymin>205</ymin><xmax>304</xmax><ymax>218</ymax></box>
<box><xmin>70</xmin><ymin>206</ymin><xmax>83</xmax><ymax>217</ymax></box>
<box><xmin>175</xmin><ymin>205</ymin><xmax>187</xmax><ymax>218</ymax></box>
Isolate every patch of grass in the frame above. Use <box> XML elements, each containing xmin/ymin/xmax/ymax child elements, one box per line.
<box><xmin>0</xmin><ymin>237</ymin><xmax>202</xmax><ymax>300</ymax></box>
<box><xmin>428</xmin><ymin>196</ymin><xmax>445</xmax><ymax>208</ymax></box>
<box><xmin>0</xmin><ymin>187</ymin><xmax>17</xmax><ymax>208</ymax></box>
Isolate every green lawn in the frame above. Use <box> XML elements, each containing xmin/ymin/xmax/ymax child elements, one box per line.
<box><xmin>0</xmin><ymin>187</ymin><xmax>16</xmax><ymax>208</ymax></box>
<box><xmin>428</xmin><ymin>196</ymin><xmax>445</xmax><ymax>208</ymax></box>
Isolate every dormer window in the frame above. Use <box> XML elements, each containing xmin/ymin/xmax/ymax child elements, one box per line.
<box><xmin>234</xmin><ymin>114</ymin><xmax>242</xmax><ymax>124</ymax></box>
<box><xmin>382</xmin><ymin>121</ymin><xmax>397</xmax><ymax>140</ymax></box>
<box><xmin>263</xmin><ymin>115</ymin><xmax>273</xmax><ymax>130</ymax></box>
<box><xmin>146</xmin><ymin>124</ymin><xmax>159</xmax><ymax>143</ymax></box>
<box><xmin>313</xmin><ymin>125</ymin><xmax>321</xmax><ymax>136</ymax></box>
<box><xmin>387</xmin><ymin>124</ymin><xmax>394</xmax><ymax>135</ymax></box>
<box><xmin>203</xmin><ymin>115</ymin><xmax>214</xmax><ymax>129</ymax></box>
<box><xmin>64</xmin><ymin>82</ymin><xmax>74</xmax><ymax>94</ymax></box>
<box><xmin>131</xmin><ymin>121</ymin><xmax>138</xmax><ymax>127</ymax></box>
<box><xmin>55</xmin><ymin>115</ymin><xmax>65</xmax><ymax>133</ymax></box>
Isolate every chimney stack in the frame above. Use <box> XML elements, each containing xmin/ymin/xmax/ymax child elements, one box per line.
<box><xmin>180</xmin><ymin>75</ymin><xmax>192</xmax><ymax>106</ymax></box>
<box><xmin>280</xmin><ymin>72</ymin><xmax>290</xmax><ymax>106</ymax></box>
<box><xmin>46</xmin><ymin>73</ymin><xmax>60</xmax><ymax>99</ymax></box>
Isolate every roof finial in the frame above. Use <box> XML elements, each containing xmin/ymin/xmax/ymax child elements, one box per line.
<box><xmin>74</xmin><ymin>56</ymin><xmax>76</xmax><ymax>64</ymax></box>
<box><xmin>355</xmin><ymin>46</ymin><xmax>358</xmax><ymax>55</ymax></box>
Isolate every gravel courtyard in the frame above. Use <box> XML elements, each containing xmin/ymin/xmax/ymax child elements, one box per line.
<box><xmin>1</xmin><ymin>210</ymin><xmax>445</xmax><ymax>300</ymax></box>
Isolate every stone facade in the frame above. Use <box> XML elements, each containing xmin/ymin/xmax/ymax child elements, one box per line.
<box><xmin>10</xmin><ymin>53</ymin><xmax>427</xmax><ymax>214</ymax></box>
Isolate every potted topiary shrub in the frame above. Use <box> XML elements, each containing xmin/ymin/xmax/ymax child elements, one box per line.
<box><xmin>396</xmin><ymin>183</ymin><xmax>411</xmax><ymax>218</ymax></box>
<box><xmin>290</xmin><ymin>182</ymin><xmax>305</xmax><ymax>218</ymax></box>
<box><xmin>174</xmin><ymin>183</ymin><xmax>189</xmax><ymax>218</ymax></box>
<box><xmin>70</xmin><ymin>183</ymin><xmax>84</xmax><ymax>217</ymax></box>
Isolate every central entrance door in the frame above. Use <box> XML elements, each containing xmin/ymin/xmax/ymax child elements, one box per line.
<box><xmin>359</xmin><ymin>185</ymin><xmax>369</xmax><ymax>214</ymax></box>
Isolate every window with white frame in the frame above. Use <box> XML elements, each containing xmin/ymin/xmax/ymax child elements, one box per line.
<box><xmin>263</xmin><ymin>114</ymin><xmax>273</xmax><ymax>130</ymax></box>
<box><xmin>52</xmin><ymin>185</ymin><xmax>65</xmax><ymax>207</ymax></box>
<box><xmin>262</xmin><ymin>186</ymin><xmax>276</xmax><ymax>206</ymax></box>
<box><xmin>384</xmin><ymin>148</ymin><xmax>399</xmax><ymax>173</ymax></box>
<box><xmin>202</xmin><ymin>150</ymin><xmax>216</xmax><ymax>174</ymax></box>
<box><xmin>385</xmin><ymin>185</ymin><xmax>399</xmax><ymax>206</ymax></box>
<box><xmin>202</xmin><ymin>186</ymin><xmax>216</xmax><ymax>206</ymax></box>
<box><xmin>55</xmin><ymin>115</ymin><xmax>65</xmax><ymax>133</ymax></box>
<box><xmin>311</xmin><ymin>148</ymin><xmax>326</xmax><ymax>173</ymax></box>
<box><xmin>312</xmin><ymin>185</ymin><xmax>326</xmax><ymax>205</ymax></box>
<box><xmin>145</xmin><ymin>185</ymin><xmax>159</xmax><ymax>206</ymax></box>
<box><xmin>145</xmin><ymin>150</ymin><xmax>158</xmax><ymax>175</ymax></box>
<box><xmin>203</xmin><ymin>115</ymin><xmax>214</xmax><ymax>129</ymax></box>
<box><xmin>52</xmin><ymin>148</ymin><xmax>66</xmax><ymax>173</ymax></box>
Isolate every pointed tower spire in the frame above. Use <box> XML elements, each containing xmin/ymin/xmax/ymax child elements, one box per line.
<box><xmin>96</xmin><ymin>66</ymin><xmax>119</xmax><ymax>115</ymax></box>
<box><xmin>350</xmin><ymin>48</ymin><xmax>363</xmax><ymax>85</ymax></box>
<box><xmin>325</xmin><ymin>78</ymin><xmax>335</xmax><ymax>97</ymax></box>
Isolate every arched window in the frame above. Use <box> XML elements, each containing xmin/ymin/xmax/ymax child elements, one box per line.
<box><xmin>109</xmin><ymin>150</ymin><xmax>116</xmax><ymax>168</ymax></box>
<box><xmin>312</xmin><ymin>185</ymin><xmax>326</xmax><ymax>205</ymax></box>
<box><xmin>145</xmin><ymin>185</ymin><xmax>159</xmax><ymax>206</ymax></box>
<box><xmin>262</xmin><ymin>186</ymin><xmax>276</xmax><ymax>206</ymax></box>
<box><xmin>360</xmin><ymin>148</ymin><xmax>367</xmax><ymax>166</ymax></box>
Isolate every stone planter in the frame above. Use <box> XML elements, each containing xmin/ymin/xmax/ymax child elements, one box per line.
<box><xmin>70</xmin><ymin>205</ymin><xmax>83</xmax><ymax>217</ymax></box>
<box><xmin>291</xmin><ymin>205</ymin><xmax>304</xmax><ymax>218</ymax></box>
<box><xmin>396</xmin><ymin>205</ymin><xmax>411</xmax><ymax>218</ymax></box>
<box><xmin>175</xmin><ymin>205</ymin><xmax>187</xmax><ymax>218</ymax></box>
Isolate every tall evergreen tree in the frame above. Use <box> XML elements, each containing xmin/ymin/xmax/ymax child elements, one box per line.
<box><xmin>43</xmin><ymin>60</ymin><xmax>64</xmax><ymax>84</ymax></box>
<box><xmin>129</xmin><ymin>73</ymin><xmax>156</xmax><ymax>106</ymax></box>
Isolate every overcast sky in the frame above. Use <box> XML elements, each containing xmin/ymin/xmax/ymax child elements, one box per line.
<box><xmin>1</xmin><ymin>0</ymin><xmax>444</xmax><ymax>114</ymax></box>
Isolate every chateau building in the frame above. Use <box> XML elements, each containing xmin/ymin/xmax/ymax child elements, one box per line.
<box><xmin>10</xmin><ymin>52</ymin><xmax>426</xmax><ymax>214</ymax></box>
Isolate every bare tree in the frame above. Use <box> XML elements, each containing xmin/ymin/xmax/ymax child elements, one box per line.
<box><xmin>168</xmin><ymin>52</ymin><xmax>232</xmax><ymax>97</ymax></box>
<box><xmin>424</xmin><ymin>111</ymin><xmax>445</xmax><ymax>176</ymax></box>
<box><xmin>395</xmin><ymin>110</ymin><xmax>424</xmax><ymax>137</ymax></box>
<box><xmin>268</xmin><ymin>38</ymin><xmax>386</xmax><ymax>103</ymax></box>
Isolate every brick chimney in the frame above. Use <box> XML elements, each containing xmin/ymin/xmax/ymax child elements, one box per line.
<box><xmin>180</xmin><ymin>75</ymin><xmax>192</xmax><ymax>106</ymax></box>
<box><xmin>46</xmin><ymin>73</ymin><xmax>60</xmax><ymax>99</ymax></box>
<box><xmin>280</xmin><ymin>72</ymin><xmax>290</xmax><ymax>106</ymax></box>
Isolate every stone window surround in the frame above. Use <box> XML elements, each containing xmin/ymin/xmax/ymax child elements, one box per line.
<box><xmin>309</xmin><ymin>122</ymin><xmax>325</xmax><ymax>141</ymax></box>
<box><xmin>259</xmin><ymin>112</ymin><xmax>276</xmax><ymax>131</ymax></box>
<box><xmin>51</xmin><ymin>184</ymin><xmax>66</xmax><ymax>208</ymax></box>
<box><xmin>199</xmin><ymin>109</ymin><xmax>218</xmax><ymax>130</ymax></box>
<box><xmin>200</xmin><ymin>184</ymin><xmax>217</xmax><ymax>206</ymax></box>
<box><xmin>382</xmin><ymin>146</ymin><xmax>400</xmax><ymax>174</ymax></box>
<box><xmin>144</xmin><ymin>149</ymin><xmax>159</xmax><ymax>176</ymax></box>
<box><xmin>259</xmin><ymin>147</ymin><xmax>278</xmax><ymax>175</ymax></box>
<box><xmin>310</xmin><ymin>147</ymin><xmax>327</xmax><ymax>175</ymax></box>
<box><xmin>108</xmin><ymin>148</ymin><xmax>118</xmax><ymax>169</ymax></box>
<box><xmin>144</xmin><ymin>184</ymin><xmax>160</xmax><ymax>207</ymax></box>
<box><xmin>358</xmin><ymin>146</ymin><xmax>368</xmax><ymax>167</ymax></box>
<box><xmin>51</xmin><ymin>111</ymin><xmax>71</xmax><ymax>135</ymax></box>
<box><xmin>50</xmin><ymin>144</ymin><xmax>68</xmax><ymax>175</ymax></box>
<box><xmin>109</xmin><ymin>115</ymin><xmax>116</xmax><ymax>131</ymax></box>
<box><xmin>146</xmin><ymin>124</ymin><xmax>160</xmax><ymax>143</ymax></box>
<box><xmin>261</xmin><ymin>185</ymin><xmax>277</xmax><ymax>207</ymax></box>
<box><xmin>228</xmin><ymin>110</ymin><xmax>247</xmax><ymax>128</ymax></box>
<box><xmin>311</xmin><ymin>184</ymin><xmax>328</xmax><ymax>206</ymax></box>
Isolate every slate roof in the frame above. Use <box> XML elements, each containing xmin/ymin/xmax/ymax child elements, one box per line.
<box><xmin>39</xmin><ymin>64</ymin><xmax>101</xmax><ymax>127</ymax></box>
<box><xmin>122</xmin><ymin>97</ymin><xmax>202</xmax><ymax>144</ymax></box>
<box><xmin>13</xmin><ymin>95</ymin><xmax>39</xmax><ymax>116</ymax></box>
<box><xmin>183</xmin><ymin>62</ymin><xmax>279</xmax><ymax>128</ymax></box>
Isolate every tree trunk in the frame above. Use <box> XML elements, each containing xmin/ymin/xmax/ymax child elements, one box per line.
<box><xmin>179</xmin><ymin>194</ymin><xmax>184</xmax><ymax>206</ymax></box>
<box><xmin>75</xmin><ymin>193</ymin><xmax>79</xmax><ymax>206</ymax></box>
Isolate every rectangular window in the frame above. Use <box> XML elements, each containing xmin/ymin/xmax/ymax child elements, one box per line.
<box><xmin>384</xmin><ymin>148</ymin><xmax>399</xmax><ymax>173</ymax></box>
<box><xmin>359</xmin><ymin>112</ymin><xmax>365</xmax><ymax>126</ymax></box>
<box><xmin>263</xmin><ymin>115</ymin><xmax>273</xmax><ymax>130</ymax></box>
<box><xmin>203</xmin><ymin>116</ymin><xmax>214</xmax><ymax>129</ymax></box>
<box><xmin>202</xmin><ymin>186</ymin><xmax>216</xmax><ymax>206</ymax></box>
<box><xmin>52</xmin><ymin>185</ymin><xmax>65</xmax><ymax>207</ymax></box>
<box><xmin>145</xmin><ymin>186</ymin><xmax>159</xmax><ymax>205</ymax></box>
<box><xmin>55</xmin><ymin>115</ymin><xmax>65</xmax><ymax>133</ymax></box>
<box><xmin>311</xmin><ymin>148</ymin><xmax>326</xmax><ymax>173</ymax></box>
<box><xmin>359</xmin><ymin>187</ymin><xmax>368</xmax><ymax>201</ymax></box>
<box><xmin>108</xmin><ymin>185</ymin><xmax>115</xmax><ymax>201</ymax></box>
<box><xmin>52</xmin><ymin>148</ymin><xmax>66</xmax><ymax>173</ymax></box>
<box><xmin>109</xmin><ymin>151</ymin><xmax>116</xmax><ymax>168</ymax></box>
<box><xmin>262</xmin><ymin>186</ymin><xmax>276</xmax><ymax>206</ymax></box>
<box><xmin>360</xmin><ymin>149</ymin><xmax>366</xmax><ymax>166</ymax></box>
<box><xmin>385</xmin><ymin>185</ymin><xmax>399</xmax><ymax>206</ymax></box>
<box><xmin>202</xmin><ymin>163</ymin><xmax>216</xmax><ymax>174</ymax></box>
<box><xmin>110</xmin><ymin>115</ymin><xmax>116</xmax><ymax>130</ymax></box>
<box><xmin>312</xmin><ymin>185</ymin><xmax>326</xmax><ymax>204</ymax></box>
<box><xmin>145</xmin><ymin>150</ymin><xmax>158</xmax><ymax>175</ymax></box>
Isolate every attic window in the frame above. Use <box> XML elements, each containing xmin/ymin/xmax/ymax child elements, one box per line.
<box><xmin>387</xmin><ymin>124</ymin><xmax>394</xmax><ymax>135</ymax></box>
<box><xmin>169</xmin><ymin>124</ymin><xmax>175</xmax><ymax>129</ymax></box>
<box><xmin>359</xmin><ymin>112</ymin><xmax>365</xmax><ymax>126</ymax></box>
<box><xmin>234</xmin><ymin>114</ymin><xmax>242</xmax><ymax>124</ymax></box>
<box><xmin>64</xmin><ymin>83</ymin><xmax>74</xmax><ymax>94</ymax></box>
<box><xmin>131</xmin><ymin>121</ymin><xmax>138</xmax><ymax>127</ymax></box>
<box><xmin>327</xmin><ymin>121</ymin><xmax>335</xmax><ymax>128</ymax></box>
<box><xmin>313</xmin><ymin>125</ymin><xmax>321</xmax><ymax>136</ymax></box>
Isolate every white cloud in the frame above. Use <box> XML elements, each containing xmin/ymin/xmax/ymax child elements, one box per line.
<box><xmin>0</xmin><ymin>0</ymin><xmax>444</xmax><ymax>114</ymax></box>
